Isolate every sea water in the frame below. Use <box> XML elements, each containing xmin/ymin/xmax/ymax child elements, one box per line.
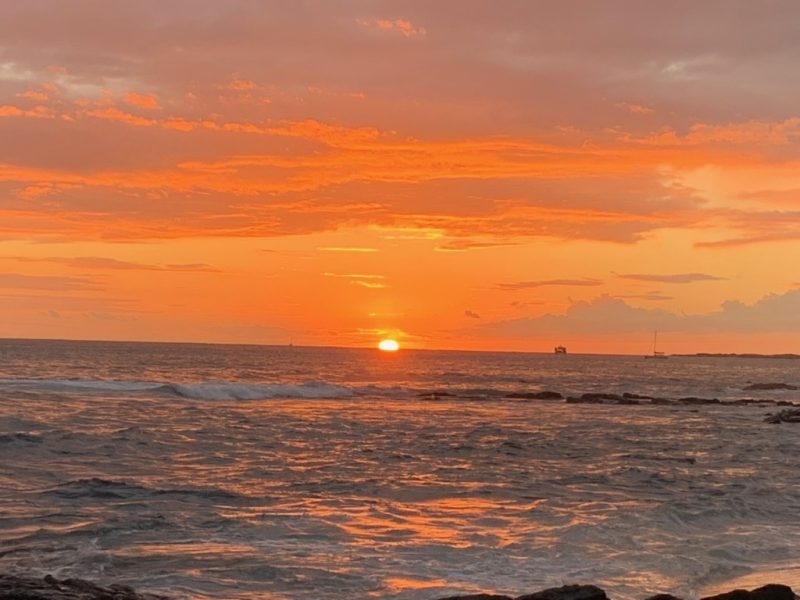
<box><xmin>1</xmin><ymin>339</ymin><xmax>799</xmax><ymax>599</ymax></box>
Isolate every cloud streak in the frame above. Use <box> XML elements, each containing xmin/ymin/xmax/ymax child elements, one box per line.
<box><xmin>617</xmin><ymin>273</ymin><xmax>726</xmax><ymax>284</ymax></box>
<box><xmin>9</xmin><ymin>256</ymin><xmax>218</xmax><ymax>272</ymax></box>
<box><xmin>499</xmin><ymin>278</ymin><xmax>604</xmax><ymax>290</ymax></box>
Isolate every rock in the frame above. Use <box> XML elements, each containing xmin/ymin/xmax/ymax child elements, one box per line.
<box><xmin>623</xmin><ymin>392</ymin><xmax>655</xmax><ymax>400</ymax></box>
<box><xmin>0</xmin><ymin>574</ymin><xmax>170</xmax><ymax>600</ymax></box>
<box><xmin>678</xmin><ymin>397</ymin><xmax>720</xmax><ymax>405</ymax></box>
<box><xmin>700</xmin><ymin>584</ymin><xmax>797</xmax><ymax>600</ymax></box>
<box><xmin>764</xmin><ymin>408</ymin><xmax>800</xmax><ymax>423</ymax></box>
<box><xmin>505</xmin><ymin>391</ymin><xmax>563</xmax><ymax>400</ymax></box>
<box><xmin>516</xmin><ymin>584</ymin><xmax>609</xmax><ymax>600</ymax></box>
<box><xmin>581</xmin><ymin>393</ymin><xmax>624</xmax><ymax>402</ymax></box>
<box><xmin>743</xmin><ymin>383</ymin><xmax>798</xmax><ymax>391</ymax></box>
<box><xmin>438</xmin><ymin>595</ymin><xmax>513</xmax><ymax>600</ymax></box>
<box><xmin>644</xmin><ymin>595</ymin><xmax>685</xmax><ymax>600</ymax></box>
<box><xmin>617</xmin><ymin>398</ymin><xmax>640</xmax><ymax>405</ymax></box>
<box><xmin>730</xmin><ymin>399</ymin><xmax>772</xmax><ymax>405</ymax></box>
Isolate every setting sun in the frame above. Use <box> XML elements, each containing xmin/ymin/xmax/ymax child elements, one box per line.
<box><xmin>378</xmin><ymin>339</ymin><xmax>400</xmax><ymax>352</ymax></box>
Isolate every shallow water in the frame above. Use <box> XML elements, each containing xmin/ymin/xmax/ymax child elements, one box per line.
<box><xmin>1</xmin><ymin>339</ymin><xmax>800</xmax><ymax>599</ymax></box>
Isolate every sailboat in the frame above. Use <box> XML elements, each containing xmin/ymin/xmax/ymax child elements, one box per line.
<box><xmin>644</xmin><ymin>331</ymin><xmax>667</xmax><ymax>359</ymax></box>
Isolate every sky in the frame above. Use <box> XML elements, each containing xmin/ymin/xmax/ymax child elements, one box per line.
<box><xmin>1</xmin><ymin>1</ymin><xmax>800</xmax><ymax>354</ymax></box>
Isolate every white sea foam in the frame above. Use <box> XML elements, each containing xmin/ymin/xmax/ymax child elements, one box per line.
<box><xmin>0</xmin><ymin>378</ymin><xmax>358</xmax><ymax>400</ymax></box>
<box><xmin>0</xmin><ymin>378</ymin><xmax>162</xmax><ymax>393</ymax></box>
<box><xmin>162</xmin><ymin>381</ymin><xmax>356</xmax><ymax>400</ymax></box>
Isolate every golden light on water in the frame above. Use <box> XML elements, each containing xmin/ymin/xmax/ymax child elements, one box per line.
<box><xmin>378</xmin><ymin>339</ymin><xmax>400</xmax><ymax>352</ymax></box>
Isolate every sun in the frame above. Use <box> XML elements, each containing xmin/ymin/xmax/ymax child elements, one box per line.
<box><xmin>378</xmin><ymin>339</ymin><xmax>400</xmax><ymax>352</ymax></box>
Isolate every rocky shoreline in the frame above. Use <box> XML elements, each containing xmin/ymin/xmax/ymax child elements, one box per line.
<box><xmin>439</xmin><ymin>583</ymin><xmax>797</xmax><ymax>600</ymax></box>
<box><xmin>0</xmin><ymin>574</ymin><xmax>169</xmax><ymax>600</ymax></box>
<box><xmin>0</xmin><ymin>576</ymin><xmax>796</xmax><ymax>600</ymax></box>
<box><xmin>498</xmin><ymin>384</ymin><xmax>800</xmax><ymax>422</ymax></box>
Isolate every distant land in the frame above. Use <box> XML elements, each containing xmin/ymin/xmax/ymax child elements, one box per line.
<box><xmin>675</xmin><ymin>353</ymin><xmax>800</xmax><ymax>359</ymax></box>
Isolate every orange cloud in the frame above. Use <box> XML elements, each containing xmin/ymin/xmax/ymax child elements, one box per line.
<box><xmin>360</xmin><ymin>17</ymin><xmax>426</xmax><ymax>38</ymax></box>
<box><xmin>86</xmin><ymin>106</ymin><xmax>156</xmax><ymax>127</ymax></box>
<box><xmin>122</xmin><ymin>92</ymin><xmax>161</xmax><ymax>110</ymax></box>
<box><xmin>376</xmin><ymin>18</ymin><xmax>426</xmax><ymax>38</ymax></box>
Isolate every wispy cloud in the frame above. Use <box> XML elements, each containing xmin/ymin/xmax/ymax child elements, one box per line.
<box><xmin>324</xmin><ymin>272</ymin><xmax>387</xmax><ymax>289</ymax></box>
<box><xmin>9</xmin><ymin>256</ymin><xmax>218</xmax><ymax>272</ymax></box>
<box><xmin>436</xmin><ymin>239</ymin><xmax>518</xmax><ymax>252</ymax></box>
<box><xmin>0</xmin><ymin>272</ymin><xmax>99</xmax><ymax>290</ymax></box>
<box><xmin>122</xmin><ymin>92</ymin><xmax>160</xmax><ymax>110</ymax></box>
<box><xmin>316</xmin><ymin>247</ymin><xmax>380</xmax><ymax>253</ymax></box>
<box><xmin>617</xmin><ymin>272</ymin><xmax>726</xmax><ymax>284</ymax></box>
<box><xmin>359</xmin><ymin>17</ymin><xmax>426</xmax><ymax>38</ymax></box>
<box><xmin>499</xmin><ymin>278</ymin><xmax>603</xmax><ymax>290</ymax></box>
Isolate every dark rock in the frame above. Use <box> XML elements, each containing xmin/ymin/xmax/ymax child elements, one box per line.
<box><xmin>700</xmin><ymin>584</ymin><xmax>797</xmax><ymax>600</ymax></box>
<box><xmin>617</xmin><ymin>398</ymin><xmax>640</xmax><ymax>405</ymax></box>
<box><xmin>764</xmin><ymin>408</ymin><xmax>800</xmax><ymax>423</ymax></box>
<box><xmin>644</xmin><ymin>595</ymin><xmax>685</xmax><ymax>600</ymax></box>
<box><xmin>730</xmin><ymin>399</ymin><xmax>767</xmax><ymax>405</ymax></box>
<box><xmin>678</xmin><ymin>397</ymin><xmax>721</xmax><ymax>405</ymax></box>
<box><xmin>743</xmin><ymin>383</ymin><xmax>798</xmax><ymax>391</ymax></box>
<box><xmin>438</xmin><ymin>595</ymin><xmax>512</xmax><ymax>600</ymax></box>
<box><xmin>505</xmin><ymin>391</ymin><xmax>563</xmax><ymax>400</ymax></box>
<box><xmin>581</xmin><ymin>393</ymin><xmax>624</xmax><ymax>402</ymax></box>
<box><xmin>0</xmin><ymin>574</ymin><xmax>170</xmax><ymax>600</ymax></box>
<box><xmin>623</xmin><ymin>392</ymin><xmax>655</xmax><ymax>400</ymax></box>
<box><xmin>516</xmin><ymin>584</ymin><xmax>609</xmax><ymax>600</ymax></box>
<box><xmin>651</xmin><ymin>397</ymin><xmax>675</xmax><ymax>405</ymax></box>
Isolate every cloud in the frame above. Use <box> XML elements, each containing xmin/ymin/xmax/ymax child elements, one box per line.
<box><xmin>617</xmin><ymin>102</ymin><xmax>655</xmax><ymax>115</ymax></box>
<box><xmin>499</xmin><ymin>278</ymin><xmax>603</xmax><ymax>290</ymax></box>
<box><xmin>435</xmin><ymin>239</ymin><xmax>518</xmax><ymax>252</ymax></box>
<box><xmin>9</xmin><ymin>256</ymin><xmax>218</xmax><ymax>272</ymax></box>
<box><xmin>469</xmin><ymin>289</ymin><xmax>800</xmax><ymax>338</ymax></box>
<box><xmin>324</xmin><ymin>272</ymin><xmax>387</xmax><ymax>289</ymax></box>
<box><xmin>122</xmin><ymin>92</ymin><xmax>160</xmax><ymax>110</ymax></box>
<box><xmin>323</xmin><ymin>272</ymin><xmax>385</xmax><ymax>279</ymax></box>
<box><xmin>316</xmin><ymin>247</ymin><xmax>379</xmax><ymax>253</ymax></box>
<box><xmin>617</xmin><ymin>272</ymin><xmax>726</xmax><ymax>284</ymax></box>
<box><xmin>618</xmin><ymin>292</ymin><xmax>674</xmax><ymax>301</ymax></box>
<box><xmin>0</xmin><ymin>272</ymin><xmax>98</xmax><ymax>290</ymax></box>
<box><xmin>464</xmin><ymin>309</ymin><xmax>480</xmax><ymax>319</ymax></box>
<box><xmin>350</xmin><ymin>280</ymin><xmax>387</xmax><ymax>289</ymax></box>
<box><xmin>360</xmin><ymin>18</ymin><xmax>426</xmax><ymax>38</ymax></box>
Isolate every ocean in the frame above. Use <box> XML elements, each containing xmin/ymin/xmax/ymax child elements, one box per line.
<box><xmin>1</xmin><ymin>338</ymin><xmax>799</xmax><ymax>599</ymax></box>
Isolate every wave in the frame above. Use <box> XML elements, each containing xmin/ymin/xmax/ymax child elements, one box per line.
<box><xmin>0</xmin><ymin>377</ymin><xmax>358</xmax><ymax>400</ymax></box>
<box><xmin>0</xmin><ymin>378</ymin><xmax>162</xmax><ymax>393</ymax></box>
<box><xmin>43</xmin><ymin>477</ymin><xmax>244</xmax><ymax>502</ymax></box>
<box><xmin>157</xmin><ymin>381</ymin><xmax>356</xmax><ymax>400</ymax></box>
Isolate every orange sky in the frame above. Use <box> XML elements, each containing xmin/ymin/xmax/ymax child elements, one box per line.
<box><xmin>1</xmin><ymin>1</ymin><xmax>800</xmax><ymax>354</ymax></box>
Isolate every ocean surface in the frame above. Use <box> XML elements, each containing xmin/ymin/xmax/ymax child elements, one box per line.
<box><xmin>1</xmin><ymin>339</ymin><xmax>800</xmax><ymax>599</ymax></box>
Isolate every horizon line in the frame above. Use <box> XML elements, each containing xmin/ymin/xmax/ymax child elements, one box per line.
<box><xmin>0</xmin><ymin>335</ymin><xmax>797</xmax><ymax>359</ymax></box>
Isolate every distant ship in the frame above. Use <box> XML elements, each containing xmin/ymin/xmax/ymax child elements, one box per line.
<box><xmin>644</xmin><ymin>331</ymin><xmax>667</xmax><ymax>359</ymax></box>
<box><xmin>554</xmin><ymin>345</ymin><xmax>567</xmax><ymax>354</ymax></box>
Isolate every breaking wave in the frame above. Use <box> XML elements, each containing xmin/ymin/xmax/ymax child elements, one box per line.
<box><xmin>157</xmin><ymin>381</ymin><xmax>356</xmax><ymax>400</ymax></box>
<box><xmin>0</xmin><ymin>377</ymin><xmax>358</xmax><ymax>400</ymax></box>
